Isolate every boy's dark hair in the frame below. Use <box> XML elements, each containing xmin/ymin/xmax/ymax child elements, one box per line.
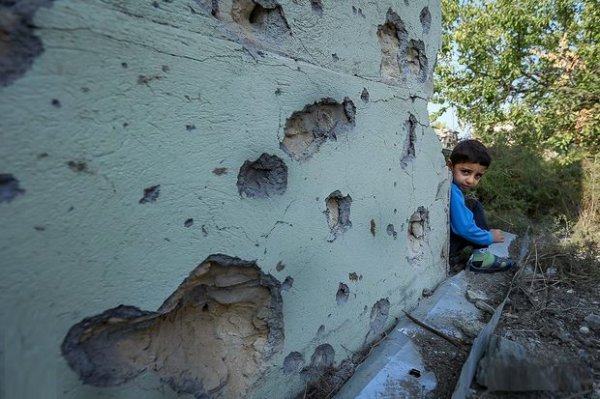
<box><xmin>450</xmin><ymin>139</ymin><xmax>491</xmax><ymax>167</ymax></box>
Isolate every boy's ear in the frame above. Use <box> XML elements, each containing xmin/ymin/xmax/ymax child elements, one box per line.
<box><xmin>446</xmin><ymin>160</ymin><xmax>453</xmax><ymax>169</ymax></box>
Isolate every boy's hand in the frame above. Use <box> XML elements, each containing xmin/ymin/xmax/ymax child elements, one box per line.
<box><xmin>491</xmin><ymin>229</ymin><xmax>504</xmax><ymax>243</ymax></box>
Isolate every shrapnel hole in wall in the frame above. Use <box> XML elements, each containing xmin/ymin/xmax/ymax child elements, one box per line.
<box><xmin>237</xmin><ymin>153</ymin><xmax>288</xmax><ymax>198</ymax></box>
<box><xmin>0</xmin><ymin>174</ymin><xmax>25</xmax><ymax>203</ymax></box>
<box><xmin>336</xmin><ymin>283</ymin><xmax>350</xmax><ymax>304</ymax></box>
<box><xmin>420</xmin><ymin>7</ymin><xmax>431</xmax><ymax>33</ymax></box>
<box><xmin>325</xmin><ymin>191</ymin><xmax>352</xmax><ymax>242</ymax></box>
<box><xmin>407</xmin><ymin>206</ymin><xmax>430</xmax><ymax>262</ymax></box>
<box><xmin>310</xmin><ymin>0</ymin><xmax>322</xmax><ymax>14</ymax></box>
<box><xmin>139</xmin><ymin>185</ymin><xmax>160</xmax><ymax>204</ymax></box>
<box><xmin>230</xmin><ymin>0</ymin><xmax>291</xmax><ymax>36</ymax></box>
<box><xmin>369</xmin><ymin>298</ymin><xmax>390</xmax><ymax>334</ymax></box>
<box><xmin>401</xmin><ymin>114</ymin><xmax>417</xmax><ymax>167</ymax></box>
<box><xmin>283</xmin><ymin>351</ymin><xmax>304</xmax><ymax>374</ymax></box>
<box><xmin>386</xmin><ymin>224</ymin><xmax>398</xmax><ymax>239</ymax></box>
<box><xmin>281</xmin><ymin>97</ymin><xmax>356</xmax><ymax>161</ymax></box>
<box><xmin>309</xmin><ymin>344</ymin><xmax>335</xmax><ymax>370</ymax></box>
<box><xmin>378</xmin><ymin>8</ymin><xmax>429</xmax><ymax>83</ymax></box>
<box><xmin>377</xmin><ymin>9</ymin><xmax>407</xmax><ymax>83</ymax></box>
<box><xmin>406</xmin><ymin>39</ymin><xmax>428</xmax><ymax>82</ymax></box>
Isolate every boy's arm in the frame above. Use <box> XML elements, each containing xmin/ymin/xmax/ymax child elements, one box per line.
<box><xmin>450</xmin><ymin>184</ymin><xmax>494</xmax><ymax>246</ymax></box>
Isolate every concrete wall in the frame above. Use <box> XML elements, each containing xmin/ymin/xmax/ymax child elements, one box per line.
<box><xmin>0</xmin><ymin>1</ymin><xmax>448</xmax><ymax>398</ymax></box>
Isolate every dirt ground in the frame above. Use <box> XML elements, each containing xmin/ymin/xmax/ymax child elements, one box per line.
<box><xmin>304</xmin><ymin>239</ymin><xmax>600</xmax><ymax>399</ymax></box>
<box><xmin>419</xmin><ymin>258</ymin><xmax>600</xmax><ymax>399</ymax></box>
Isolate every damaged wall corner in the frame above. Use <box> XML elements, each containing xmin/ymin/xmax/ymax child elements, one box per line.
<box><xmin>0</xmin><ymin>0</ymin><xmax>447</xmax><ymax>398</ymax></box>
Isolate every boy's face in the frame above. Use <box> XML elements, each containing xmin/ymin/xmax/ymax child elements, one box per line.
<box><xmin>448</xmin><ymin>161</ymin><xmax>487</xmax><ymax>191</ymax></box>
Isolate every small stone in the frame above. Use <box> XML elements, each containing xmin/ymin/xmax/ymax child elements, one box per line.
<box><xmin>522</xmin><ymin>265</ymin><xmax>535</xmax><ymax>276</ymax></box>
<box><xmin>566</xmin><ymin>289</ymin><xmax>575</xmax><ymax>294</ymax></box>
<box><xmin>475</xmin><ymin>300</ymin><xmax>495</xmax><ymax>314</ymax></box>
<box><xmin>579</xmin><ymin>326</ymin><xmax>590</xmax><ymax>334</ymax></box>
<box><xmin>466</xmin><ymin>288</ymin><xmax>489</xmax><ymax>303</ymax></box>
<box><xmin>454</xmin><ymin>318</ymin><xmax>485</xmax><ymax>338</ymax></box>
<box><xmin>584</xmin><ymin>314</ymin><xmax>600</xmax><ymax>330</ymax></box>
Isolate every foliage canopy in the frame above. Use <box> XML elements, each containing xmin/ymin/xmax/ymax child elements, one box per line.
<box><xmin>435</xmin><ymin>0</ymin><xmax>599</xmax><ymax>155</ymax></box>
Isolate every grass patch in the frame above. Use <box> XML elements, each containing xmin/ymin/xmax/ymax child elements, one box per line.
<box><xmin>470</xmin><ymin>144</ymin><xmax>599</xmax><ymax>280</ymax></box>
<box><xmin>474</xmin><ymin>144</ymin><xmax>584</xmax><ymax>234</ymax></box>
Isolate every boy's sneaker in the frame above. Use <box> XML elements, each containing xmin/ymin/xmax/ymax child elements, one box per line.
<box><xmin>467</xmin><ymin>248</ymin><xmax>516</xmax><ymax>273</ymax></box>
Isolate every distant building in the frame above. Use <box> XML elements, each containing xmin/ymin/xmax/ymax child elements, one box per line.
<box><xmin>434</xmin><ymin>127</ymin><xmax>459</xmax><ymax>149</ymax></box>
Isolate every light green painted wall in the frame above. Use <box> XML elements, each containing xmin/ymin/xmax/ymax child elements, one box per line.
<box><xmin>0</xmin><ymin>1</ymin><xmax>448</xmax><ymax>398</ymax></box>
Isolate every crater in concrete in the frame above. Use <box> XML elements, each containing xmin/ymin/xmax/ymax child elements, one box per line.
<box><xmin>406</xmin><ymin>39</ymin><xmax>428</xmax><ymax>82</ymax></box>
<box><xmin>386</xmin><ymin>224</ymin><xmax>398</xmax><ymax>239</ymax></box>
<box><xmin>195</xmin><ymin>0</ymin><xmax>219</xmax><ymax>17</ymax></box>
<box><xmin>61</xmin><ymin>254</ymin><xmax>284</xmax><ymax>398</ymax></box>
<box><xmin>377</xmin><ymin>9</ymin><xmax>408</xmax><ymax>83</ymax></box>
<box><xmin>360</xmin><ymin>88</ymin><xmax>370</xmax><ymax>103</ymax></box>
<box><xmin>315</xmin><ymin>324</ymin><xmax>326</xmax><ymax>339</ymax></box>
<box><xmin>281</xmin><ymin>97</ymin><xmax>356</xmax><ymax>161</ymax></box>
<box><xmin>409</xmin><ymin>206</ymin><xmax>428</xmax><ymax>240</ymax></box>
<box><xmin>401</xmin><ymin>114</ymin><xmax>417</xmax><ymax>167</ymax></box>
<box><xmin>310</xmin><ymin>0</ymin><xmax>322</xmax><ymax>14</ymax></box>
<box><xmin>281</xmin><ymin>276</ymin><xmax>293</xmax><ymax>290</ymax></box>
<box><xmin>67</xmin><ymin>160</ymin><xmax>91</xmax><ymax>174</ymax></box>
<box><xmin>0</xmin><ymin>174</ymin><xmax>25</xmax><ymax>203</ymax></box>
<box><xmin>324</xmin><ymin>191</ymin><xmax>352</xmax><ymax>242</ymax></box>
<box><xmin>408</xmin><ymin>206</ymin><xmax>430</xmax><ymax>262</ymax></box>
<box><xmin>336</xmin><ymin>283</ymin><xmax>349</xmax><ymax>305</ymax></box>
<box><xmin>420</xmin><ymin>7</ymin><xmax>431</xmax><ymax>34</ymax></box>
<box><xmin>0</xmin><ymin>1</ymin><xmax>57</xmax><ymax>87</ymax></box>
<box><xmin>309</xmin><ymin>344</ymin><xmax>335</xmax><ymax>370</ymax></box>
<box><xmin>230</xmin><ymin>0</ymin><xmax>291</xmax><ymax>36</ymax></box>
<box><xmin>283</xmin><ymin>352</ymin><xmax>304</xmax><ymax>374</ymax></box>
<box><xmin>370</xmin><ymin>298</ymin><xmax>390</xmax><ymax>334</ymax></box>
<box><xmin>237</xmin><ymin>153</ymin><xmax>288</xmax><ymax>198</ymax></box>
<box><xmin>378</xmin><ymin>9</ymin><xmax>429</xmax><ymax>83</ymax></box>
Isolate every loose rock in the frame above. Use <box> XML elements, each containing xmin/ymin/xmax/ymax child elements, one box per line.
<box><xmin>580</xmin><ymin>326</ymin><xmax>590</xmax><ymax>334</ymax></box>
<box><xmin>584</xmin><ymin>314</ymin><xmax>600</xmax><ymax>330</ymax></box>
<box><xmin>466</xmin><ymin>288</ymin><xmax>489</xmax><ymax>303</ymax></box>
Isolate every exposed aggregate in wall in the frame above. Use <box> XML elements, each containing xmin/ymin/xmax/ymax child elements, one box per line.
<box><xmin>61</xmin><ymin>254</ymin><xmax>283</xmax><ymax>398</ymax></box>
<box><xmin>237</xmin><ymin>153</ymin><xmax>288</xmax><ymax>198</ymax></box>
<box><xmin>281</xmin><ymin>97</ymin><xmax>356</xmax><ymax>161</ymax></box>
<box><xmin>0</xmin><ymin>0</ymin><xmax>448</xmax><ymax>398</ymax></box>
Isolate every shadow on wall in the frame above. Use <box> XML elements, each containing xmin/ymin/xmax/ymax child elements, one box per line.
<box><xmin>61</xmin><ymin>255</ymin><xmax>284</xmax><ymax>398</ymax></box>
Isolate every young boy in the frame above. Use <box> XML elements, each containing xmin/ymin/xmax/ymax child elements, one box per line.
<box><xmin>448</xmin><ymin>139</ymin><xmax>516</xmax><ymax>272</ymax></box>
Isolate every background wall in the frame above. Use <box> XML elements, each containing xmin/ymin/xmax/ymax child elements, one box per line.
<box><xmin>0</xmin><ymin>0</ymin><xmax>448</xmax><ymax>398</ymax></box>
